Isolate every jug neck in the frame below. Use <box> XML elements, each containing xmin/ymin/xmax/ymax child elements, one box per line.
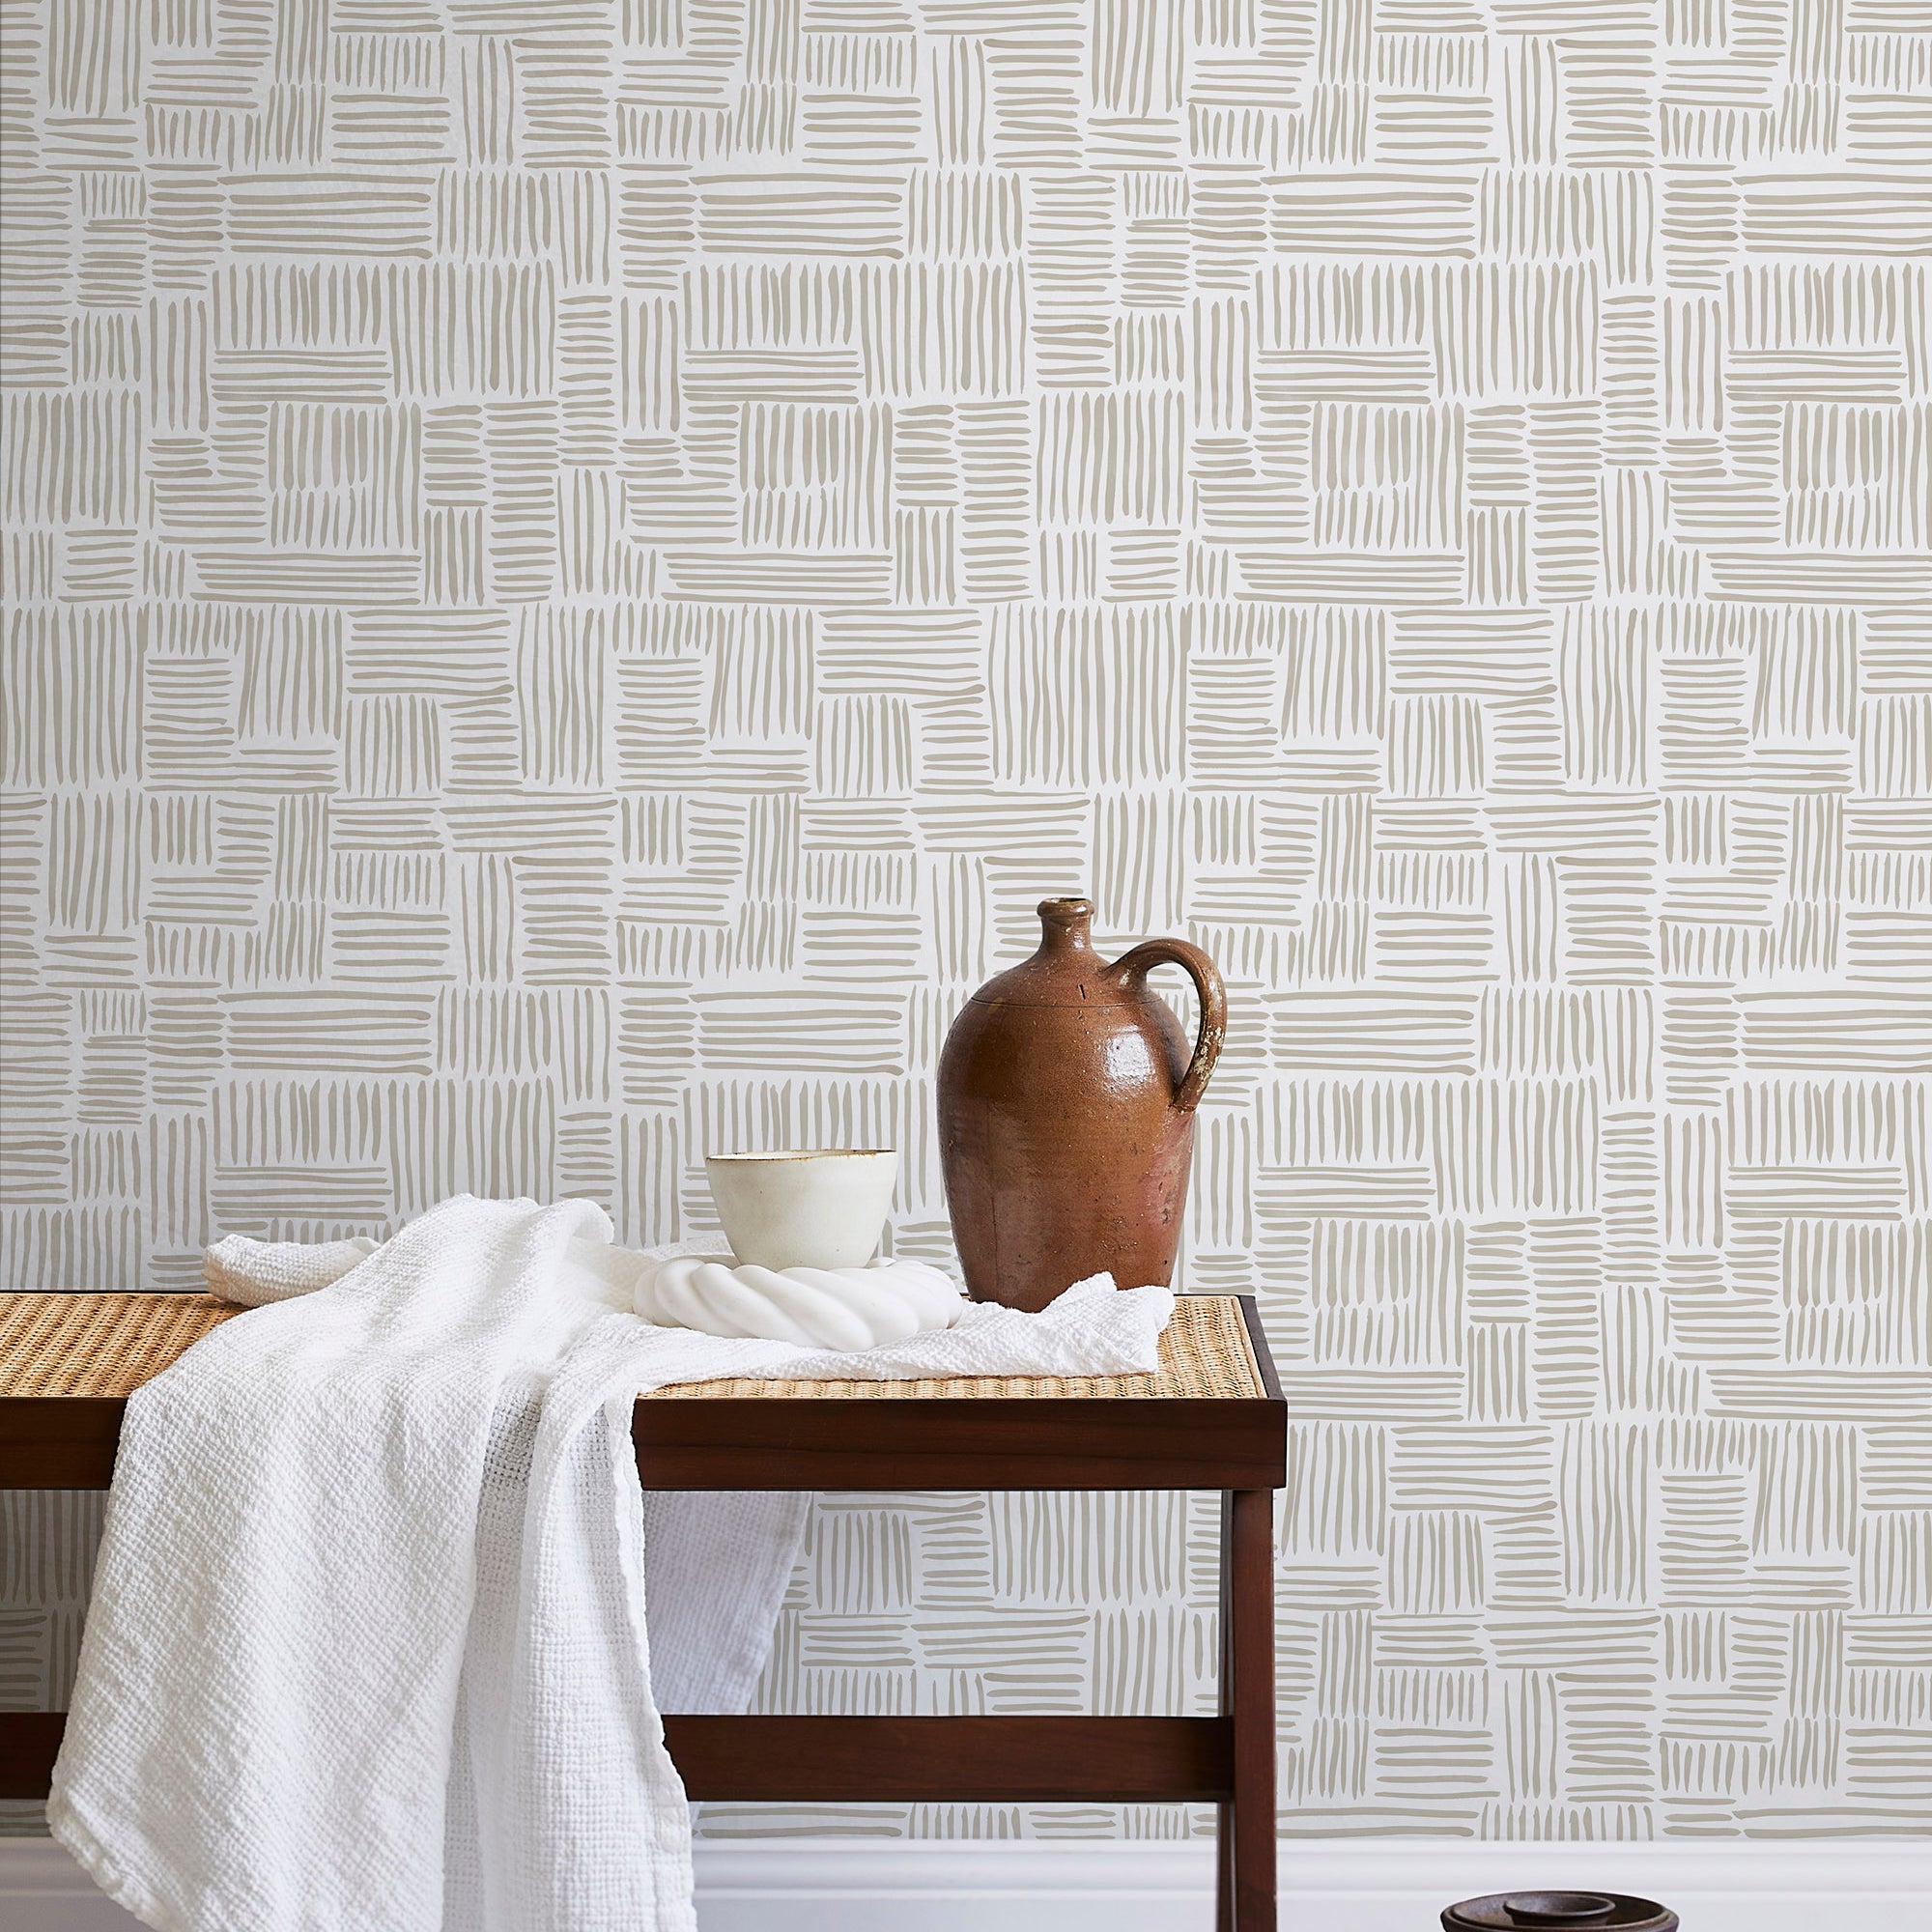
<box><xmin>1035</xmin><ymin>896</ymin><xmax>1095</xmax><ymax>956</ymax></box>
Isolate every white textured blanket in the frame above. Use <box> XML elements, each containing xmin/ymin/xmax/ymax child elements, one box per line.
<box><xmin>50</xmin><ymin>1195</ymin><xmax>1174</xmax><ymax>1932</ymax></box>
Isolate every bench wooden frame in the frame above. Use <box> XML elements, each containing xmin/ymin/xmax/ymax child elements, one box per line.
<box><xmin>0</xmin><ymin>1293</ymin><xmax>1286</xmax><ymax>1930</ymax></box>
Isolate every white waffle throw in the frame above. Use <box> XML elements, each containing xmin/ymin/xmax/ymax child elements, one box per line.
<box><xmin>206</xmin><ymin>1230</ymin><xmax>969</xmax><ymax>1350</ymax></box>
<box><xmin>51</xmin><ymin>1195</ymin><xmax>1174</xmax><ymax>1932</ymax></box>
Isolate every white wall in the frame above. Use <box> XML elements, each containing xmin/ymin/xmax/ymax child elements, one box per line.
<box><xmin>6</xmin><ymin>1840</ymin><xmax>1930</xmax><ymax>1932</ymax></box>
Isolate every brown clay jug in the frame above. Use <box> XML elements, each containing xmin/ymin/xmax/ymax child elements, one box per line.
<box><xmin>936</xmin><ymin>897</ymin><xmax>1226</xmax><ymax>1311</ymax></box>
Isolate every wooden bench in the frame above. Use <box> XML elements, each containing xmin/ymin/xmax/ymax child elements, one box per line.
<box><xmin>0</xmin><ymin>1289</ymin><xmax>1286</xmax><ymax>1929</ymax></box>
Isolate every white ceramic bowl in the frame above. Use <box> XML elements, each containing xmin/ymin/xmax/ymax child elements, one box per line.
<box><xmin>703</xmin><ymin>1149</ymin><xmax>900</xmax><ymax>1271</ymax></box>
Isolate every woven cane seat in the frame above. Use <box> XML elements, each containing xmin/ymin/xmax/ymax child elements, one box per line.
<box><xmin>0</xmin><ymin>1291</ymin><xmax>1265</xmax><ymax>1404</ymax></box>
<box><xmin>0</xmin><ymin>1293</ymin><xmax>238</xmax><ymax>1399</ymax></box>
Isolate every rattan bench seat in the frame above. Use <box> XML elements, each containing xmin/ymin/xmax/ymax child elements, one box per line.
<box><xmin>0</xmin><ymin>1288</ymin><xmax>1265</xmax><ymax>1404</ymax></box>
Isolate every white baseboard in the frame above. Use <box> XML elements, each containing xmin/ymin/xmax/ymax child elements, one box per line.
<box><xmin>3</xmin><ymin>1835</ymin><xmax>1926</xmax><ymax>1931</ymax></box>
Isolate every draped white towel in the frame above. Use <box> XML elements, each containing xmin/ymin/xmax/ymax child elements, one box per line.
<box><xmin>635</xmin><ymin>1253</ymin><xmax>965</xmax><ymax>1349</ymax></box>
<box><xmin>51</xmin><ymin>1196</ymin><xmax>1174</xmax><ymax>1932</ymax></box>
<box><xmin>206</xmin><ymin>1232</ymin><xmax>967</xmax><ymax>1352</ymax></box>
<box><xmin>202</xmin><ymin>1232</ymin><xmax>377</xmax><ymax>1306</ymax></box>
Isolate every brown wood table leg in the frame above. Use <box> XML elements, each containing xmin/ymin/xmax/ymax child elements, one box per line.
<box><xmin>1218</xmin><ymin>1488</ymin><xmax>1276</xmax><ymax>1931</ymax></box>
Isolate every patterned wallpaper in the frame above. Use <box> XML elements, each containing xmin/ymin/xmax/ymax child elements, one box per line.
<box><xmin>4</xmin><ymin>0</ymin><xmax>1930</xmax><ymax>1849</ymax></box>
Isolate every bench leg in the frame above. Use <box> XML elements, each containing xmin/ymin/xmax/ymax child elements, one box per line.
<box><xmin>1217</xmin><ymin>1488</ymin><xmax>1275</xmax><ymax>1931</ymax></box>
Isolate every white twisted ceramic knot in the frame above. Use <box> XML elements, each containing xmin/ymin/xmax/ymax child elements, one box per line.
<box><xmin>635</xmin><ymin>1254</ymin><xmax>965</xmax><ymax>1351</ymax></box>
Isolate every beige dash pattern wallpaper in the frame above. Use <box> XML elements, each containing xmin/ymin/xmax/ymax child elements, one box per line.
<box><xmin>3</xmin><ymin>0</ymin><xmax>1931</xmax><ymax>1846</ymax></box>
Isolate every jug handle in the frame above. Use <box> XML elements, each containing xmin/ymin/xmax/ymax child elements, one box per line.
<box><xmin>1105</xmin><ymin>937</ymin><xmax>1227</xmax><ymax>1115</ymax></box>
